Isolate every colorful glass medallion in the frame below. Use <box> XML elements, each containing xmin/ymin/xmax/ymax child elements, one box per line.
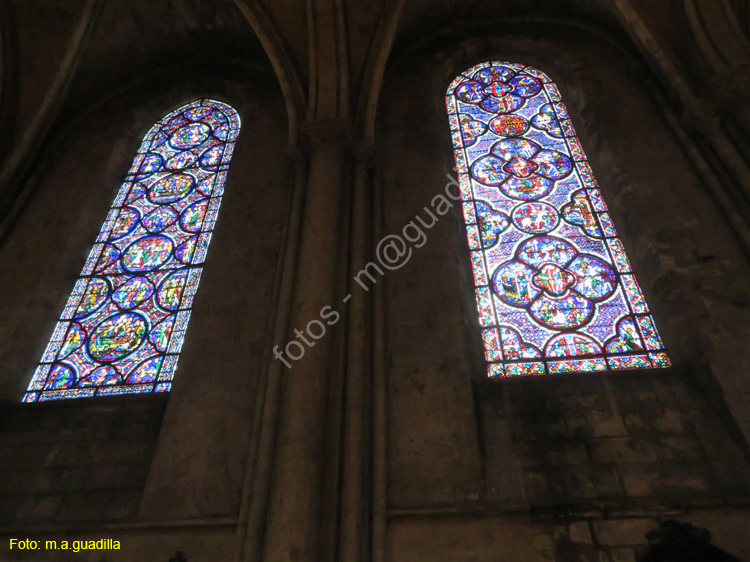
<box><xmin>460</xmin><ymin>115</ymin><xmax>487</xmax><ymax>146</ymax></box>
<box><xmin>58</xmin><ymin>324</ymin><xmax>86</xmax><ymax>359</ymax></box>
<box><xmin>471</xmin><ymin>138</ymin><xmax>571</xmax><ymax>200</ymax></box>
<box><xmin>150</xmin><ymin>316</ymin><xmax>175</xmax><ymax>352</ymax></box>
<box><xmin>110</xmin><ymin>207</ymin><xmax>140</xmax><ymax>239</ymax></box>
<box><xmin>531</xmin><ymin>104</ymin><xmax>563</xmax><ymax>138</ymax></box>
<box><xmin>511</xmin><ymin>202</ymin><xmax>558</xmax><ymax>234</ymax></box>
<box><xmin>45</xmin><ymin>363</ymin><xmax>75</xmax><ymax>389</ymax></box>
<box><xmin>122</xmin><ymin>235</ymin><xmax>173</xmax><ymax>272</ymax></box>
<box><xmin>166</xmin><ymin>151</ymin><xmax>197</xmax><ymax>170</ymax></box>
<box><xmin>199</xmin><ymin>145</ymin><xmax>224</xmax><ymax>169</ymax></box>
<box><xmin>79</xmin><ymin>365</ymin><xmax>119</xmax><ymax>387</ymax></box>
<box><xmin>562</xmin><ymin>190</ymin><xmax>602</xmax><ymax>237</ymax></box>
<box><xmin>126</xmin><ymin>356</ymin><xmax>163</xmax><ymax>383</ymax></box>
<box><xmin>476</xmin><ymin>201</ymin><xmax>509</xmax><ymax>248</ymax></box>
<box><xmin>113</xmin><ymin>276</ymin><xmax>154</xmax><ymax>309</ymax></box>
<box><xmin>169</xmin><ymin>123</ymin><xmax>211</xmax><ymax>149</ymax></box>
<box><xmin>490</xmin><ymin>115</ymin><xmax>529</xmax><ymax>137</ymax></box>
<box><xmin>157</xmin><ymin>270</ymin><xmax>188</xmax><ymax>311</ymax></box>
<box><xmin>175</xmin><ymin>238</ymin><xmax>196</xmax><ymax>264</ymax></box>
<box><xmin>137</xmin><ymin>153</ymin><xmax>164</xmax><ymax>178</ymax></box>
<box><xmin>88</xmin><ymin>312</ymin><xmax>148</xmax><ymax>362</ymax></box>
<box><xmin>26</xmin><ymin>99</ymin><xmax>241</xmax><ymax>401</ymax></box>
<box><xmin>148</xmin><ymin>173</ymin><xmax>194</xmax><ymax>204</ymax></box>
<box><xmin>74</xmin><ymin>278</ymin><xmax>109</xmax><ymax>318</ymax></box>
<box><xmin>446</xmin><ymin>62</ymin><xmax>668</xmax><ymax>376</ymax></box>
<box><xmin>142</xmin><ymin>207</ymin><xmax>178</xmax><ymax>233</ymax></box>
<box><xmin>180</xmin><ymin>199</ymin><xmax>208</xmax><ymax>232</ymax></box>
<box><xmin>95</xmin><ymin>244</ymin><xmax>120</xmax><ymax>273</ymax></box>
<box><xmin>186</xmin><ymin>106</ymin><xmax>213</xmax><ymax>121</ymax></box>
<box><xmin>545</xmin><ymin>333</ymin><xmax>601</xmax><ymax>357</ymax></box>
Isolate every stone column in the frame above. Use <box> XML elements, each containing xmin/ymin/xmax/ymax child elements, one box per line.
<box><xmin>263</xmin><ymin>119</ymin><xmax>350</xmax><ymax>562</ymax></box>
<box><xmin>339</xmin><ymin>146</ymin><xmax>374</xmax><ymax>562</ymax></box>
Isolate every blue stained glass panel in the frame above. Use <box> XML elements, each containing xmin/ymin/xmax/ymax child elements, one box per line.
<box><xmin>25</xmin><ymin>99</ymin><xmax>240</xmax><ymax>401</ymax></box>
<box><xmin>446</xmin><ymin>62</ymin><xmax>668</xmax><ymax>377</ymax></box>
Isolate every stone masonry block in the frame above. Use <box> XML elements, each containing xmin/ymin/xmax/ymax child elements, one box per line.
<box><xmin>566</xmin><ymin>411</ymin><xmax>593</xmax><ymax>439</ymax></box>
<box><xmin>592</xmin><ymin>519</ymin><xmax>654</xmax><ymax>546</ymax></box>
<box><xmin>15</xmin><ymin>494</ymin><xmax>63</xmax><ymax>523</ymax></box>
<box><xmin>569</xmin><ymin>521</ymin><xmax>594</xmax><ymax>544</ymax></box>
<box><xmin>589</xmin><ymin>411</ymin><xmax>629</xmax><ymax>437</ymax></box>
<box><xmin>0</xmin><ymin>444</ymin><xmax>48</xmax><ymax>470</ymax></box>
<box><xmin>653</xmin><ymin>409</ymin><xmax>685</xmax><ymax>433</ymax></box>
<box><xmin>610</xmin><ymin>548</ymin><xmax>636</xmax><ymax>562</ymax></box>
<box><xmin>55</xmin><ymin>489</ymin><xmax>141</xmax><ymax>522</ymax></box>
<box><xmin>621</xmin><ymin>472</ymin><xmax>653</xmax><ymax>497</ymax></box>
<box><xmin>590</xmin><ymin>438</ymin><xmax>658</xmax><ymax>464</ymax></box>
<box><xmin>623</xmin><ymin>413</ymin><xmax>649</xmax><ymax>433</ymax></box>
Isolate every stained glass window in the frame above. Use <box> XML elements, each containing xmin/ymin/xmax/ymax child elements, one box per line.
<box><xmin>446</xmin><ymin>62</ymin><xmax>669</xmax><ymax>377</ymax></box>
<box><xmin>24</xmin><ymin>99</ymin><xmax>240</xmax><ymax>401</ymax></box>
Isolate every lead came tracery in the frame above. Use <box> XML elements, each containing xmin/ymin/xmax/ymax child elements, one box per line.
<box><xmin>446</xmin><ymin>62</ymin><xmax>669</xmax><ymax>376</ymax></box>
<box><xmin>24</xmin><ymin>99</ymin><xmax>240</xmax><ymax>401</ymax></box>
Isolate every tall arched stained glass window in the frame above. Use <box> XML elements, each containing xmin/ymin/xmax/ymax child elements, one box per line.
<box><xmin>446</xmin><ymin>62</ymin><xmax>669</xmax><ymax>376</ymax></box>
<box><xmin>24</xmin><ymin>99</ymin><xmax>240</xmax><ymax>401</ymax></box>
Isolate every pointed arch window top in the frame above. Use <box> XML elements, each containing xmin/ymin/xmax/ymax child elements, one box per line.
<box><xmin>446</xmin><ymin>62</ymin><xmax>669</xmax><ymax>376</ymax></box>
<box><xmin>24</xmin><ymin>99</ymin><xmax>240</xmax><ymax>401</ymax></box>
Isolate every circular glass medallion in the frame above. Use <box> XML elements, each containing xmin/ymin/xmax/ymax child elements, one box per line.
<box><xmin>196</xmin><ymin>176</ymin><xmax>215</xmax><ymax>197</ymax></box>
<box><xmin>169</xmin><ymin>123</ymin><xmax>211</xmax><ymax>149</ymax></box>
<box><xmin>148</xmin><ymin>173</ymin><xmax>194</xmax><ymax>204</ymax></box>
<box><xmin>113</xmin><ymin>276</ymin><xmax>154</xmax><ymax>309</ymax></box>
<box><xmin>110</xmin><ymin>207</ymin><xmax>140</xmax><ymax>240</ymax></box>
<box><xmin>511</xmin><ymin>202</ymin><xmax>559</xmax><ymax>234</ymax></box>
<box><xmin>136</xmin><ymin>153</ymin><xmax>164</xmax><ymax>178</ymax></box>
<box><xmin>79</xmin><ymin>365</ymin><xmax>119</xmax><ymax>387</ymax></box>
<box><xmin>157</xmin><ymin>269</ymin><xmax>189</xmax><ymax>311</ymax></box>
<box><xmin>142</xmin><ymin>206</ymin><xmax>177</xmax><ymax>233</ymax></box>
<box><xmin>529</xmin><ymin>293</ymin><xmax>593</xmax><ymax>330</ymax></box>
<box><xmin>166</xmin><ymin>151</ymin><xmax>197</xmax><ymax>170</ymax></box>
<box><xmin>44</xmin><ymin>363</ymin><xmax>76</xmax><ymax>389</ymax></box>
<box><xmin>150</xmin><ymin>315</ymin><xmax>175</xmax><ymax>352</ymax></box>
<box><xmin>175</xmin><ymin>237</ymin><xmax>196</xmax><ymax>263</ymax></box>
<box><xmin>214</xmin><ymin>124</ymin><xmax>231</xmax><ymax>141</ymax></box>
<box><xmin>545</xmin><ymin>333</ymin><xmax>602</xmax><ymax>358</ymax></box>
<box><xmin>74</xmin><ymin>277</ymin><xmax>110</xmax><ymax>318</ymax></box>
<box><xmin>455</xmin><ymin>81</ymin><xmax>484</xmax><ymax>103</ymax></box>
<box><xmin>87</xmin><ymin>312</ymin><xmax>148</xmax><ymax>362</ymax></box>
<box><xmin>121</xmin><ymin>235</ymin><xmax>173</xmax><ymax>272</ymax></box>
<box><xmin>199</xmin><ymin>145</ymin><xmax>224</xmax><ymax>169</ymax></box>
<box><xmin>94</xmin><ymin>244</ymin><xmax>120</xmax><ymax>273</ymax></box>
<box><xmin>149</xmin><ymin>131</ymin><xmax>168</xmax><ymax>150</ymax></box>
<box><xmin>185</xmin><ymin>106</ymin><xmax>213</xmax><ymax>121</ymax></box>
<box><xmin>500</xmin><ymin>175</ymin><xmax>553</xmax><ymax>200</ymax></box>
<box><xmin>58</xmin><ymin>323</ymin><xmax>86</xmax><ymax>359</ymax></box>
<box><xmin>489</xmin><ymin>115</ymin><xmax>529</xmax><ymax>137</ymax></box>
<box><xmin>126</xmin><ymin>356</ymin><xmax>163</xmax><ymax>384</ymax></box>
<box><xmin>180</xmin><ymin>199</ymin><xmax>208</xmax><ymax>233</ymax></box>
<box><xmin>470</xmin><ymin>155</ymin><xmax>508</xmax><ymax>186</ymax></box>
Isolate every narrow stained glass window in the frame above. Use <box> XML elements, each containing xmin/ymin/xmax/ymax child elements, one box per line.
<box><xmin>24</xmin><ymin>99</ymin><xmax>240</xmax><ymax>401</ymax></box>
<box><xmin>446</xmin><ymin>62</ymin><xmax>669</xmax><ymax>376</ymax></box>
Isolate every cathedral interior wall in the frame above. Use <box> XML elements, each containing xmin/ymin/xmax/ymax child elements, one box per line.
<box><xmin>0</xmin><ymin>68</ymin><xmax>289</xmax><ymax>536</ymax></box>
<box><xmin>378</xmin><ymin>22</ymin><xmax>750</xmax><ymax>561</ymax></box>
<box><xmin>0</xmin><ymin>3</ymin><xmax>750</xmax><ymax>561</ymax></box>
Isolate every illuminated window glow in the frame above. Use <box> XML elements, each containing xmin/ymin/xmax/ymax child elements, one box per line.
<box><xmin>446</xmin><ymin>62</ymin><xmax>668</xmax><ymax>376</ymax></box>
<box><xmin>25</xmin><ymin>99</ymin><xmax>240</xmax><ymax>401</ymax></box>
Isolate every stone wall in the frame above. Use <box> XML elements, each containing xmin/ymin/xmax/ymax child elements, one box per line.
<box><xmin>0</xmin><ymin>397</ymin><xmax>165</xmax><ymax>525</ymax></box>
<box><xmin>0</xmin><ymin>68</ymin><xmax>288</xmax><ymax>530</ymax></box>
<box><xmin>388</xmin><ymin>511</ymin><xmax>750</xmax><ymax>562</ymax></box>
<box><xmin>2</xmin><ymin>3</ymin><xmax>750</xmax><ymax>561</ymax></box>
<box><xmin>377</xmin><ymin>18</ymin><xmax>750</xmax><ymax>559</ymax></box>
